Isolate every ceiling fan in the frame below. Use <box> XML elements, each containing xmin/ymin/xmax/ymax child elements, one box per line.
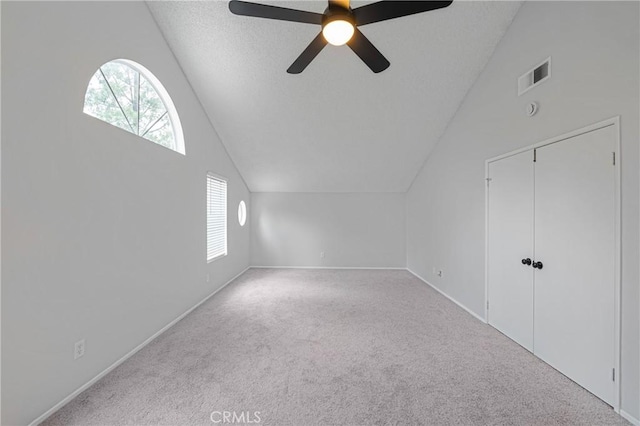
<box><xmin>229</xmin><ymin>0</ymin><xmax>453</xmax><ymax>74</ymax></box>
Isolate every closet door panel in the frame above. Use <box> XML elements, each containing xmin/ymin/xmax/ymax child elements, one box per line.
<box><xmin>534</xmin><ymin>125</ymin><xmax>616</xmax><ymax>405</ymax></box>
<box><xmin>487</xmin><ymin>151</ymin><xmax>535</xmax><ymax>351</ymax></box>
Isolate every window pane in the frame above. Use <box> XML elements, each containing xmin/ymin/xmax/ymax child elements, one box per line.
<box><xmin>84</xmin><ymin>70</ymin><xmax>132</xmax><ymax>133</ymax></box>
<box><xmin>99</xmin><ymin>62</ymin><xmax>139</xmax><ymax>134</ymax></box>
<box><xmin>83</xmin><ymin>60</ymin><xmax>182</xmax><ymax>154</ymax></box>
<box><xmin>138</xmin><ymin>76</ymin><xmax>173</xmax><ymax>148</ymax></box>
<box><xmin>142</xmin><ymin>112</ymin><xmax>174</xmax><ymax>150</ymax></box>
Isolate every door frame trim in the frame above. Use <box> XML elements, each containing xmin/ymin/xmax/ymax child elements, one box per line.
<box><xmin>484</xmin><ymin>116</ymin><xmax>621</xmax><ymax>412</ymax></box>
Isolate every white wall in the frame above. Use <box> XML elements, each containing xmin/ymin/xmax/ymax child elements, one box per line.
<box><xmin>0</xmin><ymin>2</ymin><xmax>3</xmax><ymax>423</ymax></box>
<box><xmin>1</xmin><ymin>2</ymin><xmax>250</xmax><ymax>425</ymax></box>
<box><xmin>251</xmin><ymin>193</ymin><xmax>405</xmax><ymax>268</ymax></box>
<box><xmin>406</xmin><ymin>1</ymin><xmax>639</xmax><ymax>419</ymax></box>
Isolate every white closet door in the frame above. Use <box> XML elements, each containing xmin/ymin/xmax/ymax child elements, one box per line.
<box><xmin>534</xmin><ymin>125</ymin><xmax>616</xmax><ymax>405</ymax></box>
<box><xmin>487</xmin><ymin>151</ymin><xmax>534</xmax><ymax>351</ymax></box>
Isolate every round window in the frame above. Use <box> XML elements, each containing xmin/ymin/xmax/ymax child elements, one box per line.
<box><xmin>238</xmin><ymin>200</ymin><xmax>247</xmax><ymax>227</ymax></box>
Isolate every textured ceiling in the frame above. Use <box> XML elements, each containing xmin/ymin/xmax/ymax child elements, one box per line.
<box><xmin>147</xmin><ymin>1</ymin><xmax>521</xmax><ymax>192</ymax></box>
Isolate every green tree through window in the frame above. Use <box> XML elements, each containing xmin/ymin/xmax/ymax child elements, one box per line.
<box><xmin>83</xmin><ymin>60</ymin><xmax>184</xmax><ymax>154</ymax></box>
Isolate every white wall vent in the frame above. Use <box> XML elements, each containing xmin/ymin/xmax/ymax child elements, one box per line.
<box><xmin>518</xmin><ymin>57</ymin><xmax>551</xmax><ymax>96</ymax></box>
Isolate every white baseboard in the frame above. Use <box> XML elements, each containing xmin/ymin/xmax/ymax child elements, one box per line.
<box><xmin>407</xmin><ymin>268</ymin><xmax>486</xmax><ymax>323</ymax></box>
<box><xmin>621</xmin><ymin>410</ymin><xmax>640</xmax><ymax>426</ymax></box>
<box><xmin>250</xmin><ymin>266</ymin><xmax>407</xmax><ymax>270</ymax></box>
<box><xmin>29</xmin><ymin>266</ymin><xmax>251</xmax><ymax>426</ymax></box>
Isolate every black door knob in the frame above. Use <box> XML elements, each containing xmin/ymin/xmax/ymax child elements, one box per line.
<box><xmin>521</xmin><ymin>258</ymin><xmax>532</xmax><ymax>266</ymax></box>
<box><xmin>532</xmin><ymin>261</ymin><xmax>543</xmax><ymax>269</ymax></box>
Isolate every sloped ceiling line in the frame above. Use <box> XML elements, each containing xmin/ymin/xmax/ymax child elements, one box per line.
<box><xmin>147</xmin><ymin>0</ymin><xmax>522</xmax><ymax>193</ymax></box>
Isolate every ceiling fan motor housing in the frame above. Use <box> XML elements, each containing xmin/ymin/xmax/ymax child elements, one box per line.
<box><xmin>322</xmin><ymin>5</ymin><xmax>355</xmax><ymax>28</ymax></box>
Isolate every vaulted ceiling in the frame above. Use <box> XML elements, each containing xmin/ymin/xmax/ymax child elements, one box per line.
<box><xmin>147</xmin><ymin>1</ymin><xmax>521</xmax><ymax>192</ymax></box>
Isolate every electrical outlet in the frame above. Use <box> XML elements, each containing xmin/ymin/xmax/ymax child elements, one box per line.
<box><xmin>437</xmin><ymin>270</ymin><xmax>443</xmax><ymax>278</ymax></box>
<box><xmin>206</xmin><ymin>273</ymin><xmax>210</xmax><ymax>283</ymax></box>
<box><xmin>74</xmin><ymin>339</ymin><xmax>85</xmax><ymax>360</ymax></box>
<box><xmin>432</xmin><ymin>267</ymin><xmax>437</xmax><ymax>275</ymax></box>
<box><xmin>320</xmin><ymin>251</ymin><xmax>325</xmax><ymax>259</ymax></box>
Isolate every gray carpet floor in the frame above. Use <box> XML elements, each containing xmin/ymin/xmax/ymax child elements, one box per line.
<box><xmin>43</xmin><ymin>269</ymin><xmax>628</xmax><ymax>425</ymax></box>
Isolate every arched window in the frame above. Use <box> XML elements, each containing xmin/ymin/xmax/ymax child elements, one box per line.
<box><xmin>83</xmin><ymin>59</ymin><xmax>185</xmax><ymax>154</ymax></box>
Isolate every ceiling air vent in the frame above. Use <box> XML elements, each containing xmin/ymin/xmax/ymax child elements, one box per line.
<box><xmin>518</xmin><ymin>57</ymin><xmax>551</xmax><ymax>96</ymax></box>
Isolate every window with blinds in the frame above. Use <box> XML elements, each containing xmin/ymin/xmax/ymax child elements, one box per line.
<box><xmin>207</xmin><ymin>173</ymin><xmax>227</xmax><ymax>262</ymax></box>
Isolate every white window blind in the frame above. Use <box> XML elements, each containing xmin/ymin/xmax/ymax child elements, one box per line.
<box><xmin>207</xmin><ymin>174</ymin><xmax>227</xmax><ymax>262</ymax></box>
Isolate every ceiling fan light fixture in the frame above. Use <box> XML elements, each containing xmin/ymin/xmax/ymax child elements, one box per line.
<box><xmin>228</xmin><ymin>0</ymin><xmax>455</xmax><ymax>73</ymax></box>
<box><xmin>322</xmin><ymin>16</ymin><xmax>355</xmax><ymax>46</ymax></box>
